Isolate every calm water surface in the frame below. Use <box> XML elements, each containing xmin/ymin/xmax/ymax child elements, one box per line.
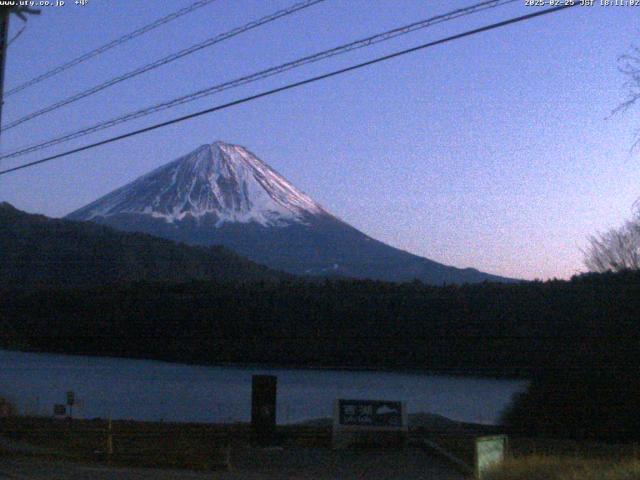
<box><xmin>0</xmin><ymin>349</ymin><xmax>527</xmax><ymax>424</ymax></box>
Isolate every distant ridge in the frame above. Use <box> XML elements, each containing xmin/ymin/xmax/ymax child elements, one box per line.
<box><xmin>67</xmin><ymin>141</ymin><xmax>517</xmax><ymax>285</ymax></box>
<box><xmin>0</xmin><ymin>202</ymin><xmax>286</xmax><ymax>290</ymax></box>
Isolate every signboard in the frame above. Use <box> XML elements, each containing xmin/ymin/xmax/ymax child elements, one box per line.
<box><xmin>332</xmin><ymin>399</ymin><xmax>407</xmax><ymax>449</ymax></box>
<box><xmin>338</xmin><ymin>400</ymin><xmax>403</xmax><ymax>427</ymax></box>
<box><xmin>53</xmin><ymin>404</ymin><xmax>66</xmax><ymax>417</ymax></box>
<box><xmin>475</xmin><ymin>435</ymin><xmax>508</xmax><ymax>479</ymax></box>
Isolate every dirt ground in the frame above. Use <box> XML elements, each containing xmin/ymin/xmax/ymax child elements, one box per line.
<box><xmin>0</xmin><ymin>446</ymin><xmax>467</xmax><ymax>480</ymax></box>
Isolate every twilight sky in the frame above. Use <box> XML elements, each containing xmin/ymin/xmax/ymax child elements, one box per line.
<box><xmin>0</xmin><ymin>0</ymin><xmax>638</xmax><ymax>280</ymax></box>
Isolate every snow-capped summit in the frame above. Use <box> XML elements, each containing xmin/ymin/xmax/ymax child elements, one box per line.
<box><xmin>68</xmin><ymin>141</ymin><xmax>515</xmax><ymax>285</ymax></box>
<box><xmin>68</xmin><ymin>141</ymin><xmax>326</xmax><ymax>227</ymax></box>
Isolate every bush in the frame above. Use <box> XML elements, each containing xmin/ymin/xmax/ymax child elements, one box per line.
<box><xmin>502</xmin><ymin>370</ymin><xmax>640</xmax><ymax>442</ymax></box>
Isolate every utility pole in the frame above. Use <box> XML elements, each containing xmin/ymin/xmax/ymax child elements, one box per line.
<box><xmin>0</xmin><ymin>6</ymin><xmax>40</xmax><ymax>142</ymax></box>
<box><xmin>0</xmin><ymin>7</ymin><xmax>10</xmax><ymax>138</ymax></box>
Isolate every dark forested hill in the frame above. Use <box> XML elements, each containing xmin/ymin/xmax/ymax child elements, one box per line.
<box><xmin>2</xmin><ymin>271</ymin><xmax>640</xmax><ymax>378</ymax></box>
<box><xmin>0</xmin><ymin>203</ymin><xmax>286</xmax><ymax>289</ymax></box>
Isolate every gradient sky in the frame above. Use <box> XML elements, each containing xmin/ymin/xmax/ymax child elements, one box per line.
<box><xmin>0</xmin><ymin>0</ymin><xmax>638</xmax><ymax>280</ymax></box>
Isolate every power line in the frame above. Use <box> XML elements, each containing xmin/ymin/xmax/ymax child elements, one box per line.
<box><xmin>4</xmin><ymin>0</ymin><xmax>219</xmax><ymax>98</ymax></box>
<box><xmin>7</xmin><ymin>21</ymin><xmax>26</xmax><ymax>47</ymax></box>
<box><xmin>0</xmin><ymin>3</ymin><xmax>578</xmax><ymax>178</ymax></box>
<box><xmin>1</xmin><ymin>0</ymin><xmax>516</xmax><ymax>161</ymax></box>
<box><xmin>2</xmin><ymin>0</ymin><xmax>326</xmax><ymax>131</ymax></box>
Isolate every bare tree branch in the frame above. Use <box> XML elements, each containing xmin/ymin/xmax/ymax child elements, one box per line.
<box><xmin>584</xmin><ymin>211</ymin><xmax>640</xmax><ymax>272</ymax></box>
<box><xmin>611</xmin><ymin>45</ymin><xmax>640</xmax><ymax>151</ymax></box>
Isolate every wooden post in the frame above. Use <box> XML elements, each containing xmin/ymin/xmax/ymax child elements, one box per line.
<box><xmin>532</xmin><ymin>439</ymin><xmax>536</xmax><ymax>456</ymax></box>
<box><xmin>225</xmin><ymin>444</ymin><xmax>231</xmax><ymax>470</ymax></box>
<box><xmin>107</xmin><ymin>418</ymin><xmax>113</xmax><ymax>457</ymax></box>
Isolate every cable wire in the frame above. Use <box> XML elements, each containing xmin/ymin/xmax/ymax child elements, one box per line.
<box><xmin>7</xmin><ymin>21</ymin><xmax>26</xmax><ymax>47</ymax></box>
<box><xmin>2</xmin><ymin>0</ymin><xmax>326</xmax><ymax>131</ymax></box>
<box><xmin>0</xmin><ymin>3</ymin><xmax>579</xmax><ymax>177</ymax></box>
<box><xmin>4</xmin><ymin>0</ymin><xmax>219</xmax><ymax>97</ymax></box>
<box><xmin>1</xmin><ymin>0</ymin><xmax>516</xmax><ymax>160</ymax></box>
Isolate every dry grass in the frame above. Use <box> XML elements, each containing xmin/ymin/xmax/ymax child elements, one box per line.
<box><xmin>425</xmin><ymin>434</ymin><xmax>640</xmax><ymax>471</ymax></box>
<box><xmin>484</xmin><ymin>456</ymin><xmax>640</xmax><ymax>480</ymax></box>
<box><xmin>0</xmin><ymin>416</ymin><xmax>239</xmax><ymax>469</ymax></box>
<box><xmin>4</xmin><ymin>415</ymin><xmax>640</xmax><ymax>476</ymax></box>
<box><xmin>0</xmin><ymin>415</ymin><xmax>330</xmax><ymax>470</ymax></box>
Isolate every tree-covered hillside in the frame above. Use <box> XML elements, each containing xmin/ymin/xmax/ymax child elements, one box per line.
<box><xmin>0</xmin><ymin>202</ymin><xmax>287</xmax><ymax>289</ymax></box>
<box><xmin>2</xmin><ymin>272</ymin><xmax>639</xmax><ymax>378</ymax></box>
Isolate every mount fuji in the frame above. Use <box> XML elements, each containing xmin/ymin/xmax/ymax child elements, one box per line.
<box><xmin>67</xmin><ymin>141</ymin><xmax>514</xmax><ymax>284</ymax></box>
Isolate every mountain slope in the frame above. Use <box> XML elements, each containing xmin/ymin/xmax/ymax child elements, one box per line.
<box><xmin>67</xmin><ymin>141</ymin><xmax>516</xmax><ymax>284</ymax></box>
<box><xmin>0</xmin><ymin>202</ymin><xmax>286</xmax><ymax>289</ymax></box>
<box><xmin>68</xmin><ymin>142</ymin><xmax>326</xmax><ymax>226</ymax></box>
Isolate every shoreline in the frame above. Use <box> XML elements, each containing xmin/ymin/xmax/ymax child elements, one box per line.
<box><xmin>0</xmin><ymin>347</ymin><xmax>531</xmax><ymax>381</ymax></box>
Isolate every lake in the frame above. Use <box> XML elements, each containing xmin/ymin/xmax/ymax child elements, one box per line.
<box><xmin>0</xmin><ymin>349</ymin><xmax>527</xmax><ymax>425</ymax></box>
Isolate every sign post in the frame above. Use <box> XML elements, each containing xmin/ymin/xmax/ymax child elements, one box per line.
<box><xmin>66</xmin><ymin>390</ymin><xmax>75</xmax><ymax>419</ymax></box>
<box><xmin>475</xmin><ymin>435</ymin><xmax>508</xmax><ymax>479</ymax></box>
<box><xmin>251</xmin><ymin>375</ymin><xmax>277</xmax><ymax>445</ymax></box>
<box><xmin>332</xmin><ymin>399</ymin><xmax>407</xmax><ymax>449</ymax></box>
